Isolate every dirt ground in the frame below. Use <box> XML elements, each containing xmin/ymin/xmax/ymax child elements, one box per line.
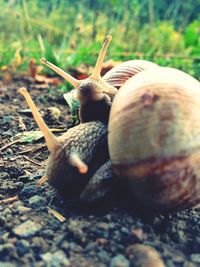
<box><xmin>0</xmin><ymin>76</ymin><xmax>200</xmax><ymax>267</ymax></box>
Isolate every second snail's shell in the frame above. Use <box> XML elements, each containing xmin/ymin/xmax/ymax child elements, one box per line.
<box><xmin>103</xmin><ymin>60</ymin><xmax>159</xmax><ymax>89</ymax></box>
<box><xmin>108</xmin><ymin>67</ymin><xmax>200</xmax><ymax>210</ymax></box>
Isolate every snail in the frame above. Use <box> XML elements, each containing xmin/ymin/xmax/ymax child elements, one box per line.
<box><xmin>108</xmin><ymin>66</ymin><xmax>200</xmax><ymax>211</ymax></box>
<box><xmin>18</xmin><ymin>36</ymin><xmax>159</xmax><ymax>202</ymax></box>
<box><xmin>19</xmin><ymin>36</ymin><xmax>200</xmax><ymax>211</ymax></box>
<box><xmin>19</xmin><ymin>65</ymin><xmax>200</xmax><ymax>210</ymax></box>
<box><xmin>40</xmin><ymin>35</ymin><xmax>158</xmax><ymax>124</ymax></box>
<box><xmin>18</xmin><ymin>87</ymin><xmax>110</xmax><ymax>198</ymax></box>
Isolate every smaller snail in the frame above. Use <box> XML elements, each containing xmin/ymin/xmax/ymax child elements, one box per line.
<box><xmin>41</xmin><ymin>35</ymin><xmax>158</xmax><ymax>125</ymax></box>
<box><xmin>41</xmin><ymin>35</ymin><xmax>116</xmax><ymax>125</ymax></box>
<box><xmin>18</xmin><ymin>87</ymin><xmax>112</xmax><ymax>199</ymax></box>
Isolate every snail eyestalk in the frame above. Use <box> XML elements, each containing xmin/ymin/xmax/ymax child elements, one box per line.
<box><xmin>18</xmin><ymin>87</ymin><xmax>58</xmax><ymax>153</ymax></box>
<box><xmin>90</xmin><ymin>35</ymin><xmax>112</xmax><ymax>81</ymax></box>
<box><xmin>40</xmin><ymin>58</ymin><xmax>81</xmax><ymax>89</ymax></box>
<box><xmin>68</xmin><ymin>154</ymin><xmax>88</xmax><ymax>174</ymax></box>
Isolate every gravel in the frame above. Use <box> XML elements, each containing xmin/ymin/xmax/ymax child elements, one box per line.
<box><xmin>1</xmin><ymin>80</ymin><xmax>200</xmax><ymax>266</ymax></box>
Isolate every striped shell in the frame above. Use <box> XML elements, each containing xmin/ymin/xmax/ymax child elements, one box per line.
<box><xmin>108</xmin><ymin>67</ymin><xmax>200</xmax><ymax>210</ymax></box>
<box><xmin>103</xmin><ymin>60</ymin><xmax>158</xmax><ymax>89</ymax></box>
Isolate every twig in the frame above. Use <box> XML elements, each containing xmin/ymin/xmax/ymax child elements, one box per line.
<box><xmin>0</xmin><ymin>140</ymin><xmax>19</xmax><ymax>153</ymax></box>
<box><xmin>0</xmin><ymin>196</ymin><xmax>19</xmax><ymax>205</ymax></box>
<box><xmin>0</xmin><ymin>128</ymin><xmax>64</xmax><ymax>153</ymax></box>
<box><xmin>18</xmin><ymin>144</ymin><xmax>46</xmax><ymax>155</ymax></box>
<box><xmin>23</xmin><ymin>155</ymin><xmax>43</xmax><ymax>167</ymax></box>
<box><xmin>47</xmin><ymin>207</ymin><xmax>66</xmax><ymax>222</ymax></box>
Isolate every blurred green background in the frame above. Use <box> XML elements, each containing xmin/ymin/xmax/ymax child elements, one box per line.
<box><xmin>0</xmin><ymin>0</ymin><xmax>200</xmax><ymax>78</ymax></box>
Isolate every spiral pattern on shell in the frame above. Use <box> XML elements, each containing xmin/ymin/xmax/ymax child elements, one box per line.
<box><xmin>108</xmin><ymin>67</ymin><xmax>200</xmax><ymax>210</ymax></box>
<box><xmin>103</xmin><ymin>60</ymin><xmax>159</xmax><ymax>89</ymax></box>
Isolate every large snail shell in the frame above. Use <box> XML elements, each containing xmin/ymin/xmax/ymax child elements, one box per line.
<box><xmin>108</xmin><ymin>67</ymin><xmax>200</xmax><ymax>210</ymax></box>
<box><xmin>103</xmin><ymin>60</ymin><xmax>158</xmax><ymax>89</ymax></box>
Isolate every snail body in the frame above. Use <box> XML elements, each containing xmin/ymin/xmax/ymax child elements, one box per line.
<box><xmin>19</xmin><ymin>88</ymin><xmax>109</xmax><ymax>198</ymax></box>
<box><xmin>108</xmin><ymin>67</ymin><xmax>200</xmax><ymax>210</ymax></box>
<box><xmin>45</xmin><ymin>121</ymin><xmax>109</xmax><ymax>196</ymax></box>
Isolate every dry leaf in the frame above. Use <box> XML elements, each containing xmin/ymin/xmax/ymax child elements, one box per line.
<box><xmin>29</xmin><ymin>58</ymin><xmax>62</xmax><ymax>86</ymax></box>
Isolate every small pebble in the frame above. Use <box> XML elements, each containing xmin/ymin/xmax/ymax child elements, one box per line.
<box><xmin>6</xmin><ymin>148</ymin><xmax>13</xmax><ymax>156</ymax></box>
<box><xmin>42</xmin><ymin>229</ymin><xmax>54</xmax><ymax>238</ymax></box>
<box><xmin>8</xmin><ymin>181</ymin><xmax>23</xmax><ymax>192</ymax></box>
<box><xmin>0</xmin><ymin>243</ymin><xmax>16</xmax><ymax>260</ymax></box>
<box><xmin>41</xmin><ymin>250</ymin><xmax>71</xmax><ymax>267</ymax></box>
<box><xmin>96</xmin><ymin>238</ymin><xmax>108</xmax><ymax>246</ymax></box>
<box><xmin>19</xmin><ymin>184</ymin><xmax>38</xmax><ymax>198</ymax></box>
<box><xmin>11</xmin><ymin>201</ymin><xmax>24</xmax><ymax>209</ymax></box>
<box><xmin>0</xmin><ymin>216</ymin><xmax>6</xmax><ymax>226</ymax></box>
<box><xmin>16</xmin><ymin>239</ymin><xmax>30</xmax><ymax>256</ymax></box>
<box><xmin>2</xmin><ymin>208</ymin><xmax>11</xmax><ymax>216</ymax></box>
<box><xmin>28</xmin><ymin>195</ymin><xmax>47</xmax><ymax>208</ymax></box>
<box><xmin>183</xmin><ymin>262</ymin><xmax>196</xmax><ymax>267</ymax></box>
<box><xmin>110</xmin><ymin>254</ymin><xmax>130</xmax><ymax>267</ymax></box>
<box><xmin>98</xmin><ymin>250</ymin><xmax>110</xmax><ymax>262</ymax></box>
<box><xmin>31</xmin><ymin>237</ymin><xmax>47</xmax><ymax>253</ymax></box>
<box><xmin>20</xmin><ymin>215</ymin><xmax>29</xmax><ymax>222</ymax></box>
<box><xmin>190</xmin><ymin>254</ymin><xmax>200</xmax><ymax>263</ymax></box>
<box><xmin>97</xmin><ymin>222</ymin><xmax>109</xmax><ymax>231</ymax></box>
<box><xmin>13</xmin><ymin>220</ymin><xmax>42</xmax><ymax>238</ymax></box>
<box><xmin>60</xmin><ymin>241</ymin><xmax>70</xmax><ymax>252</ymax></box>
<box><xmin>125</xmin><ymin>244</ymin><xmax>165</xmax><ymax>267</ymax></box>
<box><xmin>0</xmin><ymin>172</ymin><xmax>8</xmax><ymax>179</ymax></box>
<box><xmin>67</xmin><ymin>220</ymin><xmax>86</xmax><ymax>243</ymax></box>
<box><xmin>131</xmin><ymin>228</ymin><xmax>145</xmax><ymax>241</ymax></box>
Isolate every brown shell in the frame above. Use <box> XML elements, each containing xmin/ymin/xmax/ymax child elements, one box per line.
<box><xmin>103</xmin><ymin>60</ymin><xmax>158</xmax><ymax>89</ymax></box>
<box><xmin>108</xmin><ymin>67</ymin><xmax>200</xmax><ymax>210</ymax></box>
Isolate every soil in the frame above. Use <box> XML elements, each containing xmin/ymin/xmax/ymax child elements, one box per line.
<box><xmin>0</xmin><ymin>76</ymin><xmax>200</xmax><ymax>267</ymax></box>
